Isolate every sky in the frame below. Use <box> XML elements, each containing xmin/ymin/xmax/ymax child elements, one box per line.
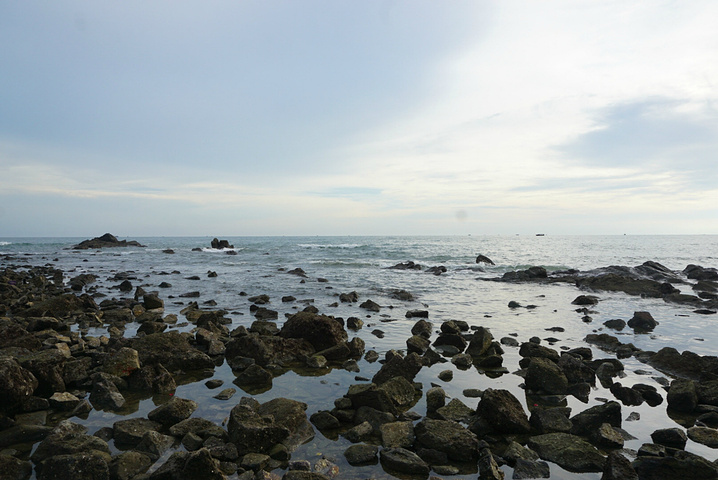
<box><xmin>1</xmin><ymin>1</ymin><xmax>717</xmax><ymax>237</ymax></box>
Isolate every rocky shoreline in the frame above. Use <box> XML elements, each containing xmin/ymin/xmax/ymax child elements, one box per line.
<box><xmin>2</xmin><ymin>244</ymin><xmax>718</xmax><ymax>479</ymax></box>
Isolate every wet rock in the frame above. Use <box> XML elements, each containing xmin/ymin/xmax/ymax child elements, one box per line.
<box><xmin>475</xmin><ymin>388</ymin><xmax>530</xmax><ymax>434</ymax></box>
<box><xmin>414</xmin><ymin>418</ymin><xmax>480</xmax><ymax>462</ymax></box>
<box><xmin>426</xmin><ymin>387</ymin><xmax>446</xmax><ymax>413</ymax></box>
<box><xmin>344</xmin><ymin>421</ymin><xmax>373</xmax><ymax>443</ymax></box>
<box><xmin>0</xmin><ymin>358</ymin><xmax>38</xmax><ymax>412</ymax></box>
<box><xmin>572</xmin><ymin>295</ymin><xmax>599</xmax><ymax>305</ymax></box>
<box><xmin>344</xmin><ymin>444</ymin><xmax>378</xmax><ymax>465</ymax></box>
<box><xmin>113</xmin><ymin>418</ymin><xmax>162</xmax><ymax>448</ymax></box>
<box><xmin>226</xmin><ymin>335</ymin><xmax>314</xmax><ymax>367</ymax></box>
<box><xmin>310</xmin><ymin>411</ymin><xmax>340</xmax><ymax>431</ymax></box>
<box><xmin>131</xmin><ymin>331</ymin><xmax>214</xmax><ymax>372</ymax></box>
<box><xmin>651</xmin><ymin>427</ymin><xmax>687</xmax><ymax>449</ymax></box>
<box><xmin>360</xmin><ymin>299</ymin><xmax>381</xmax><ymax>312</ymax></box>
<box><xmin>476</xmin><ymin>254</ymin><xmax>495</xmax><ymax>265</ymax></box>
<box><xmin>0</xmin><ymin>424</ymin><xmax>53</xmax><ymax>448</ymax></box>
<box><xmin>147</xmin><ymin>397</ymin><xmax>198</xmax><ymax>427</ymax></box>
<box><xmin>687</xmin><ymin>426</ymin><xmax>718</xmax><ymax>448</ymax></box>
<box><xmin>513</xmin><ymin>457</ymin><xmax>549</xmax><ymax>479</ymax></box>
<box><xmin>668</xmin><ymin>379</ymin><xmax>698</xmax><ymax>412</ymax></box>
<box><xmin>380</xmin><ymin>421</ymin><xmax>414</xmax><ymax>448</ymax></box>
<box><xmin>346</xmin><ymin>317</ymin><xmax>363</xmax><ymax>330</ymax></box>
<box><xmin>467</xmin><ymin>327</ymin><xmax>494</xmax><ymax>357</ymax></box>
<box><xmin>36</xmin><ymin>453</ymin><xmax>109</xmax><ymax>480</ymax></box>
<box><xmin>525</xmin><ymin>357</ymin><xmax>568</xmax><ymax>394</ymax></box>
<box><xmin>633</xmin><ymin>449</ymin><xmax>718</xmax><ymax>480</ymax></box>
<box><xmin>570</xmin><ymin>401</ymin><xmax>622</xmax><ymax>436</ymax></box>
<box><xmin>527</xmin><ymin>433</ymin><xmax>605</xmax><ymax>473</ymax></box>
<box><xmin>648</xmin><ymin>347</ymin><xmax>718</xmax><ymax>380</ymax></box>
<box><xmin>372</xmin><ymin>352</ymin><xmax>423</xmax><ymax>385</ymax></box>
<box><xmin>519</xmin><ymin>342</ymin><xmax>560</xmax><ymax>363</ymax></box>
<box><xmin>279</xmin><ymin>312</ymin><xmax>348</xmax><ymax>351</ymax></box>
<box><xmin>211</xmin><ymin>238</ymin><xmax>234</xmax><ymax>249</ymax></box>
<box><xmin>435</xmin><ymin>398</ymin><xmax>473</xmax><ymax>423</ymax></box>
<box><xmin>433</xmin><ymin>333</ymin><xmax>467</xmax><ymax>353</ymax></box>
<box><xmin>627</xmin><ymin>311</ymin><xmax>658</xmax><ymax>332</ymax></box>
<box><xmin>406</xmin><ymin>309</ymin><xmax>429</xmax><ymax>318</ymax></box>
<box><xmin>73</xmin><ymin>233</ymin><xmax>145</xmax><ymax>249</ymax></box>
<box><xmin>610</xmin><ymin>383</ymin><xmax>645</xmax><ymax>406</ymax></box>
<box><xmin>603</xmin><ymin>319</ymin><xmax>626</xmax><ymax>330</ymax></box>
<box><xmin>592</xmin><ymin>423</ymin><xmax>624</xmax><ymax>449</ymax></box>
<box><xmin>109</xmin><ymin>451</ymin><xmax>152</xmax><ymax>480</ymax></box>
<box><xmin>0</xmin><ymin>454</ymin><xmax>32</xmax><ymax>480</ymax></box>
<box><xmin>135</xmin><ymin>430</ymin><xmax>175</xmax><ymax>459</ymax></box>
<box><xmin>478</xmin><ymin>448</ymin><xmax>505</xmax><ymax>480</ymax></box>
<box><xmin>380</xmin><ymin>447</ymin><xmax>430</xmax><ymax>476</ymax></box>
<box><xmin>388</xmin><ymin>261</ymin><xmax>422</xmax><ymax>270</ymax></box>
<box><xmin>214</xmin><ymin>388</ymin><xmax>237</xmax><ymax>401</ymax></box>
<box><xmin>143</xmin><ymin>294</ymin><xmax>164</xmax><ymax>310</ymax></box>
<box><xmin>102</xmin><ymin>347</ymin><xmax>140</xmax><ymax>378</ymax></box>
<box><xmin>89</xmin><ymin>376</ymin><xmax>126</xmax><ymax>411</ymax></box>
<box><xmin>127</xmin><ymin>363</ymin><xmax>176</xmax><ymax>394</ymax></box>
<box><xmin>602</xmin><ymin>451</ymin><xmax>638</xmax><ymax>480</ymax></box>
<box><xmin>529</xmin><ymin>408</ymin><xmax>572</xmax><ymax>434</ymax></box>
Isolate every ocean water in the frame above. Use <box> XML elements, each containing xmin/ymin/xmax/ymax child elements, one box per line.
<box><xmin>2</xmin><ymin>235</ymin><xmax>718</xmax><ymax>479</ymax></box>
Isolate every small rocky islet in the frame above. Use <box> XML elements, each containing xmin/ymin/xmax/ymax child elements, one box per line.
<box><xmin>1</xmin><ymin>236</ymin><xmax>718</xmax><ymax>479</ymax></box>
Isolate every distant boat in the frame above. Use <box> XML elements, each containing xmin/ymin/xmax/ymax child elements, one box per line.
<box><xmin>536</xmin><ymin>233</ymin><xmax>545</xmax><ymax>236</ymax></box>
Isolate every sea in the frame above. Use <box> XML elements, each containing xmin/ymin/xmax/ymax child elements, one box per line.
<box><xmin>2</xmin><ymin>235</ymin><xmax>718</xmax><ymax>479</ymax></box>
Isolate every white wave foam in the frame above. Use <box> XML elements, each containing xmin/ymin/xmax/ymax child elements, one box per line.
<box><xmin>298</xmin><ymin>243</ymin><xmax>363</xmax><ymax>249</ymax></box>
<box><xmin>0</xmin><ymin>242</ymin><xmax>10</xmax><ymax>246</ymax></box>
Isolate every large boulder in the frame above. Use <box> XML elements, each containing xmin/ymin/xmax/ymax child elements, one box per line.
<box><xmin>279</xmin><ymin>312</ymin><xmax>348</xmax><ymax>351</ymax></box>
<box><xmin>147</xmin><ymin>397</ymin><xmax>198</xmax><ymax>427</ymax></box>
<box><xmin>414</xmin><ymin>418</ymin><xmax>480</xmax><ymax>462</ymax></box>
<box><xmin>525</xmin><ymin>357</ymin><xmax>568</xmax><ymax>394</ymax></box>
<box><xmin>474</xmin><ymin>388</ymin><xmax>530</xmax><ymax>434</ymax></box>
<box><xmin>633</xmin><ymin>450</ymin><xmax>718</xmax><ymax>479</ymax></box>
<box><xmin>570</xmin><ymin>401</ymin><xmax>621</xmax><ymax>436</ymax></box>
<box><xmin>527</xmin><ymin>433</ymin><xmax>605</xmax><ymax>473</ymax></box>
<box><xmin>73</xmin><ymin>233</ymin><xmax>145</xmax><ymax>249</ymax></box>
<box><xmin>372</xmin><ymin>352</ymin><xmax>423</xmax><ymax>385</ymax></box>
<box><xmin>627</xmin><ymin>311</ymin><xmax>658</xmax><ymax>332</ymax></box>
<box><xmin>0</xmin><ymin>357</ymin><xmax>38</xmax><ymax>412</ymax></box>
<box><xmin>131</xmin><ymin>331</ymin><xmax>214</xmax><ymax>372</ymax></box>
<box><xmin>225</xmin><ymin>334</ymin><xmax>315</xmax><ymax>367</ymax></box>
<box><xmin>36</xmin><ymin>453</ymin><xmax>110</xmax><ymax>480</ymax></box>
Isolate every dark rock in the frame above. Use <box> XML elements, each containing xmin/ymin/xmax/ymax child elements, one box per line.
<box><xmin>380</xmin><ymin>421</ymin><xmax>414</xmax><ymax>448</ymax></box>
<box><xmin>530</xmin><ymin>408</ymin><xmax>572</xmax><ymax>434</ymax></box>
<box><xmin>651</xmin><ymin>427</ymin><xmax>687</xmax><ymax>449</ymax></box>
<box><xmin>414</xmin><ymin>418</ymin><xmax>480</xmax><ymax>462</ymax></box>
<box><xmin>571</xmin><ymin>401</ymin><xmax>621</xmax><ymax>436</ymax></box>
<box><xmin>131</xmin><ymin>331</ymin><xmax>214</xmax><ymax>372</ymax></box>
<box><xmin>0</xmin><ymin>454</ymin><xmax>32</xmax><ymax>480</ymax></box>
<box><xmin>147</xmin><ymin>397</ymin><xmax>198</xmax><ymax>427</ymax></box>
<box><xmin>73</xmin><ymin>233</ymin><xmax>145</xmax><ymax>249</ymax></box>
<box><xmin>234</xmin><ymin>364</ymin><xmax>273</xmax><ymax>386</ymax></box>
<box><xmin>572</xmin><ymin>295</ymin><xmax>599</xmax><ymax>305</ymax></box>
<box><xmin>527</xmin><ymin>433</ymin><xmax>605</xmax><ymax>473</ymax></box>
<box><xmin>36</xmin><ymin>453</ymin><xmax>109</xmax><ymax>480</ymax></box>
<box><xmin>405</xmin><ymin>309</ymin><xmax>429</xmax><ymax>318</ymax></box>
<box><xmin>476</xmin><ymin>254</ymin><xmax>495</xmax><ymax>265</ymax></box>
<box><xmin>360</xmin><ymin>300</ymin><xmax>381</xmax><ymax>312</ymax></box>
<box><xmin>387</xmin><ymin>261</ymin><xmax>422</xmax><ymax>270</ymax></box>
<box><xmin>109</xmin><ymin>451</ymin><xmax>152</xmax><ymax>480</ymax></box>
<box><xmin>0</xmin><ymin>358</ymin><xmax>38</xmax><ymax>413</ymax></box>
<box><xmin>602</xmin><ymin>450</ymin><xmax>638</xmax><ymax>480</ymax></box>
<box><xmin>633</xmin><ymin>449</ymin><xmax>718</xmax><ymax>480</ymax></box>
<box><xmin>113</xmin><ymin>418</ymin><xmax>162</xmax><ymax>448</ymax></box>
<box><xmin>525</xmin><ymin>357</ymin><xmax>568</xmax><ymax>394</ymax></box>
<box><xmin>668</xmin><ymin>379</ymin><xmax>698</xmax><ymax>412</ymax></box>
<box><xmin>687</xmin><ymin>426</ymin><xmax>718</xmax><ymax>448</ymax></box>
<box><xmin>603</xmin><ymin>319</ymin><xmax>626</xmax><ymax>330</ymax></box>
<box><xmin>475</xmin><ymin>388</ymin><xmax>530</xmax><ymax>434</ymax></box>
<box><xmin>513</xmin><ymin>458</ymin><xmax>550</xmax><ymax>479</ymax></box>
<box><xmin>344</xmin><ymin>444</ymin><xmax>378</xmax><ymax>465</ymax></box>
<box><xmin>380</xmin><ymin>447</ymin><xmax>430</xmax><ymax>476</ymax></box>
<box><xmin>280</xmin><ymin>312</ymin><xmax>348</xmax><ymax>351</ymax></box>
<box><xmin>372</xmin><ymin>352</ymin><xmax>423</xmax><ymax>385</ymax></box>
<box><xmin>627</xmin><ymin>311</ymin><xmax>658</xmax><ymax>332</ymax></box>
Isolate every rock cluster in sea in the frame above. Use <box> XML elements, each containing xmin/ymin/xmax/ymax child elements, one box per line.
<box><xmin>2</xmin><ymin>245</ymin><xmax>718</xmax><ymax>479</ymax></box>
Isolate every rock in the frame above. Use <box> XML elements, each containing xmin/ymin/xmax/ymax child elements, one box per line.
<box><xmin>131</xmin><ymin>331</ymin><xmax>214</xmax><ymax>372</ymax></box>
<box><xmin>102</xmin><ymin>347</ymin><xmax>141</xmax><ymax>377</ymax></box>
<box><xmin>73</xmin><ymin>233</ymin><xmax>145</xmax><ymax>249</ymax></box>
<box><xmin>388</xmin><ymin>261</ymin><xmax>422</xmax><ymax>270</ymax></box>
<box><xmin>372</xmin><ymin>352</ymin><xmax>423</xmax><ymax>385</ymax></box>
<box><xmin>426</xmin><ymin>387</ymin><xmax>446</xmax><ymax>413</ymax></box>
<box><xmin>525</xmin><ymin>357</ymin><xmax>568</xmax><ymax>394</ymax></box>
<box><xmin>648</xmin><ymin>347</ymin><xmax>718</xmax><ymax>380</ymax></box>
<box><xmin>466</xmin><ymin>327</ymin><xmax>494</xmax><ymax>357</ymax></box>
<box><xmin>344</xmin><ymin>421</ymin><xmax>373</xmax><ymax>443</ymax></box>
<box><xmin>241</xmin><ymin>453</ymin><xmax>270</xmax><ymax>472</ymax></box>
<box><xmin>476</xmin><ymin>254</ymin><xmax>495</xmax><ymax>265</ymax></box>
<box><xmin>411</xmin><ymin>319</ymin><xmax>433</xmax><ymax>338</ymax></box>
<box><xmin>48</xmin><ymin>392</ymin><xmax>80</xmax><ymax>411</ymax></box>
<box><xmin>436</xmin><ymin>398</ymin><xmax>474</xmax><ymax>423</ymax></box>
<box><xmin>143</xmin><ymin>294</ymin><xmax>164</xmax><ymax>310</ymax></box>
<box><xmin>279</xmin><ymin>312</ymin><xmax>348</xmax><ymax>351</ymax></box>
<box><xmin>344</xmin><ymin>444</ymin><xmax>378</xmax><ymax>465</ymax></box>
<box><xmin>380</xmin><ymin>421</ymin><xmax>414</xmax><ymax>448</ymax></box>
<box><xmin>0</xmin><ymin>358</ymin><xmax>38</xmax><ymax>412</ymax></box>
<box><xmin>89</xmin><ymin>376</ymin><xmax>125</xmax><ymax>411</ymax></box>
<box><xmin>406</xmin><ymin>309</ymin><xmax>429</xmax><ymax>318</ymax></box>
<box><xmin>414</xmin><ymin>418</ymin><xmax>480</xmax><ymax>462</ymax></box>
<box><xmin>519</xmin><ymin>342</ymin><xmax>560</xmax><ymax>363</ymax></box>
<box><xmin>0</xmin><ymin>424</ymin><xmax>53</xmax><ymax>449</ymax></box>
<box><xmin>0</xmin><ymin>454</ymin><xmax>32</xmax><ymax>480</ymax></box>
<box><xmin>602</xmin><ymin>451</ymin><xmax>638</xmax><ymax>480</ymax></box>
<box><xmin>147</xmin><ymin>397</ymin><xmax>198</xmax><ymax>427</ymax></box>
<box><xmin>211</xmin><ymin>238</ymin><xmax>234</xmax><ymax>249</ymax></box>
<box><xmin>451</xmin><ymin>353</ymin><xmax>472</xmax><ymax>368</ymax></box>
<box><xmin>651</xmin><ymin>428</ymin><xmax>687</xmax><ymax>449</ymax></box>
<box><xmin>687</xmin><ymin>426</ymin><xmax>718</xmax><ymax>448</ymax></box>
<box><xmin>36</xmin><ymin>453</ymin><xmax>109</xmax><ymax>480</ymax></box>
<box><xmin>135</xmin><ymin>430</ymin><xmax>175</xmax><ymax>459</ymax></box>
<box><xmin>603</xmin><ymin>319</ymin><xmax>626</xmax><ymax>330</ymax></box>
<box><xmin>527</xmin><ymin>433</ymin><xmax>605</xmax><ymax>473</ymax></box>
<box><xmin>570</xmin><ymin>401</ymin><xmax>622</xmax><ymax>436</ymax></box>
<box><xmin>478</xmin><ymin>448</ymin><xmax>505</xmax><ymax>480</ymax></box>
<box><xmin>627</xmin><ymin>311</ymin><xmax>658</xmax><ymax>332</ymax></box>
<box><xmin>592</xmin><ymin>423</ymin><xmax>624</xmax><ymax>449</ymax></box>
<box><xmin>310</xmin><ymin>411</ymin><xmax>340</xmax><ymax>431</ymax></box>
<box><xmin>633</xmin><ymin>450</ymin><xmax>718</xmax><ymax>480</ymax></box>
<box><xmin>346</xmin><ymin>317</ymin><xmax>363</xmax><ymax>330</ymax></box>
<box><xmin>475</xmin><ymin>388</ymin><xmax>530</xmax><ymax>434</ymax></box>
<box><xmin>109</xmin><ymin>451</ymin><xmax>152</xmax><ymax>480</ymax></box>
<box><xmin>380</xmin><ymin>447</ymin><xmax>430</xmax><ymax>476</ymax></box>
<box><xmin>572</xmin><ymin>295</ymin><xmax>599</xmax><ymax>305</ymax></box>
<box><xmin>668</xmin><ymin>379</ymin><xmax>698</xmax><ymax>412</ymax></box>
<box><xmin>360</xmin><ymin>300</ymin><xmax>381</xmax><ymax>312</ymax></box>
<box><xmin>529</xmin><ymin>408</ymin><xmax>572</xmax><ymax>434</ymax></box>
<box><xmin>113</xmin><ymin>418</ymin><xmax>162</xmax><ymax>448</ymax></box>
<box><xmin>406</xmin><ymin>335</ymin><xmax>431</xmax><ymax>354</ymax></box>
<box><xmin>214</xmin><ymin>388</ymin><xmax>237</xmax><ymax>401</ymax></box>
<box><xmin>513</xmin><ymin>458</ymin><xmax>549</xmax><ymax>479</ymax></box>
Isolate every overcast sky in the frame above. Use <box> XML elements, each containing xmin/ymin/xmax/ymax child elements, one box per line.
<box><xmin>1</xmin><ymin>1</ymin><xmax>717</xmax><ymax>237</ymax></box>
